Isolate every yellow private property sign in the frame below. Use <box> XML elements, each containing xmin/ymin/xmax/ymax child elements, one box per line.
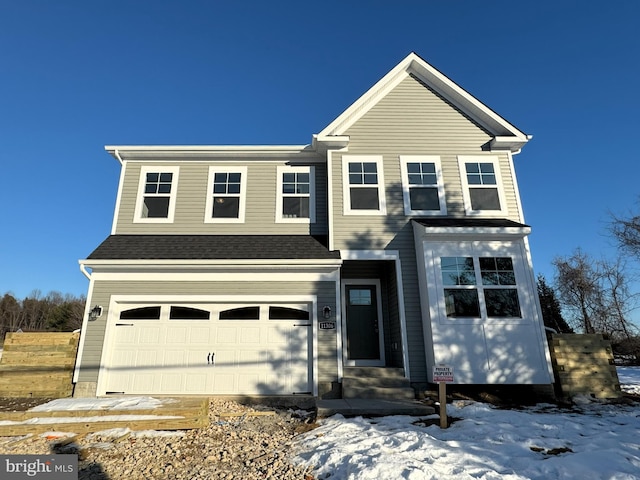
<box><xmin>433</xmin><ymin>365</ymin><xmax>454</xmax><ymax>383</ymax></box>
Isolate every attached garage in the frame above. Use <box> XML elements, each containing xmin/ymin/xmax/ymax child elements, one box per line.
<box><xmin>97</xmin><ymin>300</ymin><xmax>313</xmax><ymax>396</ymax></box>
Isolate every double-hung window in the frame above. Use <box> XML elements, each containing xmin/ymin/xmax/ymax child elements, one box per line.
<box><xmin>276</xmin><ymin>166</ymin><xmax>315</xmax><ymax>223</ymax></box>
<box><xmin>342</xmin><ymin>155</ymin><xmax>386</xmax><ymax>215</ymax></box>
<box><xmin>134</xmin><ymin>166</ymin><xmax>179</xmax><ymax>223</ymax></box>
<box><xmin>441</xmin><ymin>255</ymin><xmax>521</xmax><ymax>319</ymax></box>
<box><xmin>458</xmin><ymin>156</ymin><xmax>507</xmax><ymax>215</ymax></box>
<box><xmin>205</xmin><ymin>166</ymin><xmax>247</xmax><ymax>223</ymax></box>
<box><xmin>400</xmin><ymin>155</ymin><xmax>446</xmax><ymax>215</ymax></box>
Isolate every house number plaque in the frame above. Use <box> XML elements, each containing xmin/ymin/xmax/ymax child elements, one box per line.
<box><xmin>319</xmin><ymin>321</ymin><xmax>336</xmax><ymax>330</ymax></box>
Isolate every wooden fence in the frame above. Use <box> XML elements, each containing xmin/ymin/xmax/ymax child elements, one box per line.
<box><xmin>0</xmin><ymin>332</ymin><xmax>80</xmax><ymax>398</ymax></box>
<box><xmin>549</xmin><ymin>333</ymin><xmax>622</xmax><ymax>400</ymax></box>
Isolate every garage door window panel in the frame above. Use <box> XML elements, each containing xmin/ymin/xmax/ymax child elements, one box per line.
<box><xmin>219</xmin><ymin>306</ymin><xmax>260</xmax><ymax>320</ymax></box>
<box><xmin>120</xmin><ymin>306</ymin><xmax>161</xmax><ymax>320</ymax></box>
<box><xmin>268</xmin><ymin>306</ymin><xmax>309</xmax><ymax>320</ymax></box>
<box><xmin>170</xmin><ymin>306</ymin><xmax>210</xmax><ymax>320</ymax></box>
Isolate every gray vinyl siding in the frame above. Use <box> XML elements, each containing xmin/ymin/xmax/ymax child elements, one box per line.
<box><xmin>331</xmin><ymin>74</ymin><xmax>523</xmax><ymax>382</ymax></box>
<box><xmin>115</xmin><ymin>160</ymin><xmax>328</xmax><ymax>235</ymax></box>
<box><xmin>78</xmin><ymin>279</ymin><xmax>338</xmax><ymax>385</ymax></box>
<box><xmin>332</xmin><ymin>74</ymin><xmax>521</xmax><ymax>251</ymax></box>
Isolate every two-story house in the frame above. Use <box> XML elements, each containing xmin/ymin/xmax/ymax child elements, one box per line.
<box><xmin>73</xmin><ymin>53</ymin><xmax>554</xmax><ymax>399</ymax></box>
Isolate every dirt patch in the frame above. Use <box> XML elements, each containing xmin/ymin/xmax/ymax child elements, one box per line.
<box><xmin>0</xmin><ymin>397</ymin><xmax>54</xmax><ymax>412</ymax></box>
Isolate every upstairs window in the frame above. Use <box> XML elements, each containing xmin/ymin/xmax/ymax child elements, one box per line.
<box><xmin>342</xmin><ymin>155</ymin><xmax>386</xmax><ymax>215</ymax></box>
<box><xmin>205</xmin><ymin>166</ymin><xmax>247</xmax><ymax>223</ymax></box>
<box><xmin>458</xmin><ymin>156</ymin><xmax>507</xmax><ymax>215</ymax></box>
<box><xmin>276</xmin><ymin>166</ymin><xmax>315</xmax><ymax>223</ymax></box>
<box><xmin>134</xmin><ymin>167</ymin><xmax>179</xmax><ymax>223</ymax></box>
<box><xmin>400</xmin><ymin>156</ymin><xmax>446</xmax><ymax>215</ymax></box>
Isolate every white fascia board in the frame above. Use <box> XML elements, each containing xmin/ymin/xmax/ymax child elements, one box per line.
<box><xmin>318</xmin><ymin>58</ymin><xmax>411</xmax><ymax>137</ymax></box>
<box><xmin>316</xmin><ymin>52</ymin><xmax>529</xmax><ymax>151</ymax></box>
<box><xmin>79</xmin><ymin>259</ymin><xmax>342</xmax><ymax>273</ymax></box>
<box><xmin>405</xmin><ymin>55</ymin><xmax>529</xmax><ymax>142</ymax></box>
<box><xmin>489</xmin><ymin>136</ymin><xmax>529</xmax><ymax>153</ymax></box>
<box><xmin>312</xmin><ymin>134</ymin><xmax>350</xmax><ymax>153</ymax></box>
<box><xmin>340</xmin><ymin>250</ymin><xmax>400</xmax><ymax>261</ymax></box>
<box><xmin>105</xmin><ymin>145</ymin><xmax>322</xmax><ymax>162</ymax></box>
<box><xmin>414</xmin><ymin>224</ymin><xmax>531</xmax><ymax>240</ymax></box>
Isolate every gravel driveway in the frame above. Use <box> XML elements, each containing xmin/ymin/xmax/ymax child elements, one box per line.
<box><xmin>0</xmin><ymin>398</ymin><xmax>317</xmax><ymax>479</ymax></box>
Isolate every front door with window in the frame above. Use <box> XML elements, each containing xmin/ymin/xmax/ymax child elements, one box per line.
<box><xmin>343</xmin><ymin>282</ymin><xmax>385</xmax><ymax>366</ymax></box>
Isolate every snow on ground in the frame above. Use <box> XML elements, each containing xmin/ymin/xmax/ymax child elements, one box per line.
<box><xmin>0</xmin><ymin>397</ymin><xmax>183</xmax><ymax>427</ymax></box>
<box><xmin>294</xmin><ymin>367</ymin><xmax>640</xmax><ymax>480</ymax></box>
<box><xmin>618</xmin><ymin>367</ymin><xmax>640</xmax><ymax>396</ymax></box>
<box><xmin>29</xmin><ymin>396</ymin><xmax>175</xmax><ymax>412</ymax></box>
<box><xmin>0</xmin><ymin>414</ymin><xmax>181</xmax><ymax>426</ymax></box>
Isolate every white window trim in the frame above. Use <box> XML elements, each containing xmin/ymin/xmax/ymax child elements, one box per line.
<box><xmin>133</xmin><ymin>166</ymin><xmax>180</xmax><ymax>223</ymax></box>
<box><xmin>458</xmin><ymin>155</ymin><xmax>508</xmax><ymax>216</ymax></box>
<box><xmin>399</xmin><ymin>155</ymin><xmax>447</xmax><ymax>216</ymax></box>
<box><xmin>342</xmin><ymin>155</ymin><xmax>387</xmax><ymax>215</ymax></box>
<box><xmin>204</xmin><ymin>166</ymin><xmax>248</xmax><ymax>224</ymax></box>
<box><xmin>427</xmin><ymin>242</ymin><xmax>532</xmax><ymax>326</ymax></box>
<box><xmin>275</xmin><ymin>165</ymin><xmax>316</xmax><ymax>223</ymax></box>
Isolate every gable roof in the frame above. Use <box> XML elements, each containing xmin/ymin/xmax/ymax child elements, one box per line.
<box><xmin>85</xmin><ymin>235</ymin><xmax>341</xmax><ymax>261</ymax></box>
<box><xmin>316</xmin><ymin>52</ymin><xmax>530</xmax><ymax>153</ymax></box>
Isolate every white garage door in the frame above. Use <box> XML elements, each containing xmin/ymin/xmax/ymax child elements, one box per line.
<box><xmin>100</xmin><ymin>303</ymin><xmax>312</xmax><ymax>395</ymax></box>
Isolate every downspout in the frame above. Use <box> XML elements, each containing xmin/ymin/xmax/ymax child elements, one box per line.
<box><xmin>113</xmin><ymin>149</ymin><xmax>124</xmax><ymax>165</ymax></box>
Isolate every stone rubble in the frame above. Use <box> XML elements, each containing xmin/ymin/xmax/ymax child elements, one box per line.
<box><xmin>0</xmin><ymin>398</ymin><xmax>317</xmax><ymax>479</ymax></box>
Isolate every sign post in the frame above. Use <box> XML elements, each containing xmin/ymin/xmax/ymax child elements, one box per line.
<box><xmin>432</xmin><ymin>365</ymin><xmax>454</xmax><ymax>428</ymax></box>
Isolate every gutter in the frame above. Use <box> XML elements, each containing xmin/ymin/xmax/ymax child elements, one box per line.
<box><xmin>79</xmin><ymin>262</ymin><xmax>91</xmax><ymax>280</ymax></box>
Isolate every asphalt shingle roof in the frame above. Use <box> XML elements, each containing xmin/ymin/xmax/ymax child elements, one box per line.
<box><xmin>86</xmin><ymin>235</ymin><xmax>340</xmax><ymax>261</ymax></box>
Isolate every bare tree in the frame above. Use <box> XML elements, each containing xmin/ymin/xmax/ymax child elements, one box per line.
<box><xmin>611</xmin><ymin>210</ymin><xmax>640</xmax><ymax>258</ymax></box>
<box><xmin>553</xmin><ymin>250</ymin><xmax>638</xmax><ymax>341</ymax></box>
<box><xmin>0</xmin><ymin>291</ymin><xmax>87</xmax><ymax>336</ymax></box>
<box><xmin>598</xmin><ymin>257</ymin><xmax>638</xmax><ymax>341</ymax></box>
<box><xmin>553</xmin><ymin>249</ymin><xmax>600</xmax><ymax>333</ymax></box>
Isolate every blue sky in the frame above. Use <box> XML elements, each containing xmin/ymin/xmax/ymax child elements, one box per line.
<box><xmin>1</xmin><ymin>1</ymin><xmax>639</xmax><ymax>300</ymax></box>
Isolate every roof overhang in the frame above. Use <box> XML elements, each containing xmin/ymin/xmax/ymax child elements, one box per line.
<box><xmin>79</xmin><ymin>258</ymin><xmax>343</xmax><ymax>274</ymax></box>
<box><xmin>412</xmin><ymin>218</ymin><xmax>531</xmax><ymax>241</ymax></box>
<box><xmin>105</xmin><ymin>145</ymin><xmax>323</xmax><ymax>163</ymax></box>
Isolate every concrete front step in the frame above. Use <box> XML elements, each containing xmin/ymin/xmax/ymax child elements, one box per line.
<box><xmin>343</xmin><ymin>375</ymin><xmax>411</xmax><ymax>389</ymax></box>
<box><xmin>342</xmin><ymin>367</ymin><xmax>415</xmax><ymax>400</ymax></box>
<box><xmin>343</xmin><ymin>385</ymin><xmax>416</xmax><ymax>400</ymax></box>
<box><xmin>343</xmin><ymin>367</ymin><xmax>405</xmax><ymax>378</ymax></box>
